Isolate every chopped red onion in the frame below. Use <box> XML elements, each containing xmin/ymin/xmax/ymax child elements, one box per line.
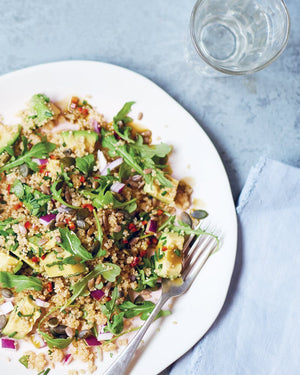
<box><xmin>97</xmin><ymin>150</ymin><xmax>108</xmax><ymax>172</ymax></box>
<box><xmin>101</xmin><ymin>158</ymin><xmax>123</xmax><ymax>176</ymax></box>
<box><xmin>90</xmin><ymin>289</ymin><xmax>105</xmax><ymax>301</ymax></box>
<box><xmin>85</xmin><ymin>336</ymin><xmax>102</xmax><ymax>346</ymax></box>
<box><xmin>97</xmin><ymin>332</ymin><xmax>114</xmax><ymax>341</ymax></box>
<box><xmin>62</xmin><ymin>354</ymin><xmax>73</xmax><ymax>365</ymax></box>
<box><xmin>32</xmin><ymin>158</ymin><xmax>49</xmax><ymax>166</ymax></box>
<box><xmin>1</xmin><ymin>338</ymin><xmax>16</xmax><ymax>350</ymax></box>
<box><xmin>35</xmin><ymin>299</ymin><xmax>49</xmax><ymax>308</ymax></box>
<box><xmin>110</xmin><ymin>181</ymin><xmax>125</xmax><ymax>194</ymax></box>
<box><xmin>0</xmin><ymin>301</ymin><xmax>14</xmax><ymax>314</ymax></box>
<box><xmin>91</xmin><ymin>119</ymin><xmax>101</xmax><ymax>134</ymax></box>
<box><xmin>39</xmin><ymin>213</ymin><xmax>57</xmax><ymax>226</ymax></box>
<box><xmin>146</xmin><ymin>219</ymin><xmax>158</xmax><ymax>234</ymax></box>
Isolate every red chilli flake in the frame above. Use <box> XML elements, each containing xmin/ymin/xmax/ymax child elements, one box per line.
<box><xmin>46</xmin><ymin>282</ymin><xmax>53</xmax><ymax>292</ymax></box>
<box><xmin>141</xmin><ymin>220</ymin><xmax>148</xmax><ymax>226</ymax></box>
<box><xmin>128</xmin><ymin>223</ymin><xmax>137</xmax><ymax>233</ymax></box>
<box><xmin>68</xmin><ymin>222</ymin><xmax>76</xmax><ymax>230</ymax></box>
<box><xmin>13</xmin><ymin>202</ymin><xmax>23</xmax><ymax>210</ymax></box>
<box><xmin>38</xmin><ymin>165</ymin><xmax>47</xmax><ymax>173</ymax></box>
<box><xmin>80</xmin><ymin>176</ymin><xmax>86</xmax><ymax>183</ymax></box>
<box><xmin>41</xmin><ymin>254</ymin><xmax>47</xmax><ymax>260</ymax></box>
<box><xmin>122</xmin><ymin>239</ymin><xmax>128</xmax><ymax>244</ymax></box>
<box><xmin>157</xmin><ymin>209</ymin><xmax>164</xmax><ymax>216</ymax></box>
<box><xmin>130</xmin><ymin>257</ymin><xmax>140</xmax><ymax>267</ymax></box>
<box><xmin>162</xmin><ymin>246</ymin><xmax>168</xmax><ymax>252</ymax></box>
<box><xmin>140</xmin><ymin>250</ymin><xmax>147</xmax><ymax>257</ymax></box>
<box><xmin>151</xmin><ymin>237</ymin><xmax>158</xmax><ymax>245</ymax></box>
<box><xmin>7</xmin><ymin>184</ymin><xmax>11</xmax><ymax>194</ymax></box>
<box><xmin>24</xmin><ymin>221</ymin><xmax>31</xmax><ymax>230</ymax></box>
<box><xmin>31</xmin><ymin>256</ymin><xmax>40</xmax><ymax>263</ymax></box>
<box><xmin>82</xmin><ymin>204</ymin><xmax>94</xmax><ymax>213</ymax></box>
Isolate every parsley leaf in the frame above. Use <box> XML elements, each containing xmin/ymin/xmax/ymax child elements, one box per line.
<box><xmin>58</xmin><ymin>227</ymin><xmax>93</xmax><ymax>261</ymax></box>
<box><xmin>11</xmin><ymin>180</ymin><xmax>51</xmax><ymax>217</ymax></box>
<box><xmin>0</xmin><ymin>272</ymin><xmax>42</xmax><ymax>292</ymax></box>
<box><xmin>75</xmin><ymin>154</ymin><xmax>95</xmax><ymax>175</ymax></box>
<box><xmin>0</xmin><ymin>137</ymin><xmax>56</xmax><ymax>173</ymax></box>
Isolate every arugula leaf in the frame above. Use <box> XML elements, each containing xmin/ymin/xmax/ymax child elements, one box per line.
<box><xmin>93</xmin><ymin>210</ymin><xmax>105</xmax><ymax>256</ymax></box>
<box><xmin>0</xmin><ymin>138</ymin><xmax>56</xmax><ymax>173</ymax></box>
<box><xmin>101</xmin><ymin>287</ymin><xmax>124</xmax><ymax>334</ymax></box>
<box><xmin>75</xmin><ymin>154</ymin><xmax>95</xmax><ymax>175</ymax></box>
<box><xmin>0</xmin><ymin>272</ymin><xmax>42</xmax><ymax>292</ymax></box>
<box><xmin>65</xmin><ymin>263</ymin><xmax>121</xmax><ymax>307</ymax></box>
<box><xmin>112</xmin><ymin>102</ymin><xmax>135</xmax><ymax>143</ymax></box>
<box><xmin>50</xmin><ymin>179</ymin><xmax>79</xmax><ymax>209</ymax></box>
<box><xmin>107</xmin><ymin>312</ymin><xmax>124</xmax><ymax>335</ymax></box>
<box><xmin>45</xmin><ymin>256</ymin><xmax>79</xmax><ymax>268</ymax></box>
<box><xmin>119</xmin><ymin>300</ymin><xmax>172</xmax><ymax>321</ymax></box>
<box><xmin>11</xmin><ymin>180</ymin><xmax>51</xmax><ymax>217</ymax></box>
<box><xmin>39</xmin><ymin>330</ymin><xmax>73</xmax><ymax>349</ymax></box>
<box><xmin>59</xmin><ymin>227</ymin><xmax>93</xmax><ymax>261</ymax></box>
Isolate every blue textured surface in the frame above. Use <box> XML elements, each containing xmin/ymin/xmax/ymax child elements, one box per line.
<box><xmin>0</xmin><ymin>1</ymin><xmax>299</xmax><ymax>373</ymax></box>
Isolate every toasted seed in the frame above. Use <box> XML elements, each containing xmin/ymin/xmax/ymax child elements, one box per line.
<box><xmin>87</xmin><ymin>278</ymin><xmax>95</xmax><ymax>291</ymax></box>
<box><xmin>55</xmin><ymin>222</ymin><xmax>66</xmax><ymax>228</ymax></box>
<box><xmin>48</xmin><ymin>317</ymin><xmax>59</xmax><ymax>328</ymax></box>
<box><xmin>95</xmin><ymin>275</ymin><xmax>102</xmax><ymax>286</ymax></box>
<box><xmin>191</xmin><ymin>209</ymin><xmax>208</xmax><ymax>220</ymax></box>
<box><xmin>52</xmin><ymin>324</ymin><xmax>67</xmax><ymax>334</ymax></box>
<box><xmin>63</xmin><ymin>148</ymin><xmax>72</xmax><ymax>156</ymax></box>
<box><xmin>48</xmin><ymin>219</ymin><xmax>56</xmax><ymax>231</ymax></box>
<box><xmin>1</xmin><ymin>288</ymin><xmax>13</xmax><ymax>299</ymax></box>
<box><xmin>61</xmin><ymin>156</ymin><xmax>75</xmax><ymax>168</ymax></box>
<box><xmin>64</xmin><ymin>189</ymin><xmax>71</xmax><ymax>204</ymax></box>
<box><xmin>143</xmin><ymin>168</ymin><xmax>152</xmax><ymax>175</ymax></box>
<box><xmin>65</xmin><ymin>327</ymin><xmax>75</xmax><ymax>338</ymax></box>
<box><xmin>76</xmin><ymin>220</ymin><xmax>89</xmax><ymax>230</ymax></box>
<box><xmin>180</xmin><ymin>212</ymin><xmax>193</xmax><ymax>228</ymax></box>
<box><xmin>38</xmin><ymin>238</ymin><xmax>48</xmax><ymax>246</ymax></box>
<box><xmin>134</xmin><ymin>295</ymin><xmax>144</xmax><ymax>305</ymax></box>
<box><xmin>87</xmin><ymin>225</ymin><xmax>96</xmax><ymax>236</ymax></box>
<box><xmin>0</xmin><ymin>315</ymin><xmax>7</xmax><ymax>330</ymax></box>
<box><xmin>78</xmin><ymin>330</ymin><xmax>91</xmax><ymax>339</ymax></box>
<box><xmin>40</xmin><ymin>184</ymin><xmax>51</xmax><ymax>195</ymax></box>
<box><xmin>19</xmin><ymin>163</ymin><xmax>29</xmax><ymax>177</ymax></box>
<box><xmin>137</xmin><ymin>112</ymin><xmax>143</xmax><ymax>120</ymax></box>
<box><xmin>91</xmin><ymin>240</ymin><xmax>100</xmax><ymax>256</ymax></box>
<box><xmin>77</xmin><ymin>208</ymin><xmax>90</xmax><ymax>220</ymax></box>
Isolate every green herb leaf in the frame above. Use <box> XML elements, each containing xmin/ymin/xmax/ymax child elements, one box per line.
<box><xmin>11</xmin><ymin>180</ymin><xmax>51</xmax><ymax>217</ymax></box>
<box><xmin>107</xmin><ymin>312</ymin><xmax>124</xmax><ymax>335</ymax></box>
<box><xmin>45</xmin><ymin>256</ymin><xmax>79</xmax><ymax>268</ymax></box>
<box><xmin>112</xmin><ymin>102</ymin><xmax>135</xmax><ymax>143</ymax></box>
<box><xmin>0</xmin><ymin>272</ymin><xmax>42</xmax><ymax>292</ymax></box>
<box><xmin>75</xmin><ymin>154</ymin><xmax>95</xmax><ymax>175</ymax></box>
<box><xmin>59</xmin><ymin>227</ymin><xmax>93</xmax><ymax>261</ymax></box>
<box><xmin>0</xmin><ymin>138</ymin><xmax>56</xmax><ymax>173</ymax></box>
<box><xmin>19</xmin><ymin>355</ymin><xmax>30</xmax><ymax>368</ymax></box>
<box><xmin>30</xmin><ymin>94</ymin><xmax>54</xmax><ymax>125</ymax></box>
<box><xmin>93</xmin><ymin>210</ymin><xmax>104</xmax><ymax>256</ymax></box>
<box><xmin>50</xmin><ymin>178</ymin><xmax>79</xmax><ymax>209</ymax></box>
<box><xmin>39</xmin><ymin>330</ymin><xmax>73</xmax><ymax>349</ymax></box>
<box><xmin>119</xmin><ymin>299</ymin><xmax>171</xmax><ymax>321</ymax></box>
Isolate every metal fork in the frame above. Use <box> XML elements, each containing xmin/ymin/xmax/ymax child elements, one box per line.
<box><xmin>104</xmin><ymin>231</ymin><xmax>218</xmax><ymax>375</ymax></box>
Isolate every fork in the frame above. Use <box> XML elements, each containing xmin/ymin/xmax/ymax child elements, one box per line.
<box><xmin>103</xmin><ymin>231</ymin><xmax>218</xmax><ymax>375</ymax></box>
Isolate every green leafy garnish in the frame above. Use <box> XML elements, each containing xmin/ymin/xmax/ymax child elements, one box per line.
<box><xmin>0</xmin><ymin>137</ymin><xmax>56</xmax><ymax>173</ymax></box>
<box><xmin>65</xmin><ymin>263</ymin><xmax>121</xmax><ymax>307</ymax></box>
<box><xmin>75</xmin><ymin>154</ymin><xmax>95</xmax><ymax>175</ymax></box>
<box><xmin>50</xmin><ymin>179</ymin><xmax>79</xmax><ymax>209</ymax></box>
<box><xmin>39</xmin><ymin>330</ymin><xmax>73</xmax><ymax>349</ymax></box>
<box><xmin>45</xmin><ymin>255</ymin><xmax>79</xmax><ymax>268</ymax></box>
<box><xmin>112</xmin><ymin>101</ymin><xmax>135</xmax><ymax>143</ymax></box>
<box><xmin>119</xmin><ymin>300</ymin><xmax>156</xmax><ymax>320</ymax></box>
<box><xmin>0</xmin><ymin>218</ymin><xmax>19</xmax><ymax>236</ymax></box>
<box><xmin>29</xmin><ymin>94</ymin><xmax>54</xmax><ymax>125</ymax></box>
<box><xmin>58</xmin><ymin>227</ymin><xmax>93</xmax><ymax>261</ymax></box>
<box><xmin>11</xmin><ymin>180</ymin><xmax>51</xmax><ymax>217</ymax></box>
<box><xmin>0</xmin><ymin>272</ymin><xmax>42</xmax><ymax>292</ymax></box>
<box><xmin>93</xmin><ymin>209</ymin><xmax>105</xmax><ymax>256</ymax></box>
<box><xmin>101</xmin><ymin>287</ymin><xmax>124</xmax><ymax>334</ymax></box>
<box><xmin>135</xmin><ymin>256</ymin><xmax>159</xmax><ymax>291</ymax></box>
<box><xmin>37</xmin><ymin>368</ymin><xmax>51</xmax><ymax>375</ymax></box>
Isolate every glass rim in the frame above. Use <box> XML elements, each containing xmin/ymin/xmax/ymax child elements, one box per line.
<box><xmin>190</xmin><ymin>0</ymin><xmax>291</xmax><ymax>75</ymax></box>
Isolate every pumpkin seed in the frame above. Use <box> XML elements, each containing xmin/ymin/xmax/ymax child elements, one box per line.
<box><xmin>77</xmin><ymin>208</ymin><xmax>90</xmax><ymax>220</ymax></box>
<box><xmin>78</xmin><ymin>330</ymin><xmax>91</xmax><ymax>339</ymax></box>
<box><xmin>48</xmin><ymin>317</ymin><xmax>59</xmax><ymax>328</ymax></box>
<box><xmin>0</xmin><ymin>315</ymin><xmax>7</xmax><ymax>330</ymax></box>
<box><xmin>1</xmin><ymin>288</ymin><xmax>13</xmax><ymax>298</ymax></box>
<box><xmin>76</xmin><ymin>219</ymin><xmax>89</xmax><ymax>230</ymax></box>
<box><xmin>191</xmin><ymin>209</ymin><xmax>208</xmax><ymax>220</ymax></box>
<box><xmin>61</xmin><ymin>156</ymin><xmax>75</xmax><ymax>168</ymax></box>
<box><xmin>180</xmin><ymin>212</ymin><xmax>193</xmax><ymax>228</ymax></box>
<box><xmin>52</xmin><ymin>324</ymin><xmax>67</xmax><ymax>335</ymax></box>
<box><xmin>134</xmin><ymin>295</ymin><xmax>144</xmax><ymax>305</ymax></box>
<box><xmin>19</xmin><ymin>163</ymin><xmax>29</xmax><ymax>177</ymax></box>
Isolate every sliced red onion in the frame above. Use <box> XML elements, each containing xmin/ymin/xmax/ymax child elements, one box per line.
<box><xmin>110</xmin><ymin>181</ymin><xmax>125</xmax><ymax>194</ymax></box>
<box><xmin>51</xmin><ymin>122</ymin><xmax>79</xmax><ymax>133</ymax></box>
<box><xmin>35</xmin><ymin>299</ymin><xmax>49</xmax><ymax>308</ymax></box>
<box><xmin>97</xmin><ymin>150</ymin><xmax>108</xmax><ymax>173</ymax></box>
<box><xmin>85</xmin><ymin>336</ymin><xmax>102</xmax><ymax>346</ymax></box>
<box><xmin>1</xmin><ymin>338</ymin><xmax>16</xmax><ymax>350</ymax></box>
<box><xmin>101</xmin><ymin>158</ymin><xmax>123</xmax><ymax>176</ymax></box>
<box><xmin>97</xmin><ymin>332</ymin><xmax>114</xmax><ymax>341</ymax></box>
<box><xmin>62</xmin><ymin>353</ymin><xmax>73</xmax><ymax>365</ymax></box>
<box><xmin>90</xmin><ymin>289</ymin><xmax>105</xmax><ymax>301</ymax></box>
<box><xmin>145</xmin><ymin>219</ymin><xmax>158</xmax><ymax>234</ymax></box>
<box><xmin>32</xmin><ymin>158</ymin><xmax>49</xmax><ymax>166</ymax></box>
<box><xmin>0</xmin><ymin>301</ymin><xmax>14</xmax><ymax>314</ymax></box>
<box><xmin>39</xmin><ymin>213</ymin><xmax>57</xmax><ymax>226</ymax></box>
<box><xmin>91</xmin><ymin>119</ymin><xmax>101</xmax><ymax>134</ymax></box>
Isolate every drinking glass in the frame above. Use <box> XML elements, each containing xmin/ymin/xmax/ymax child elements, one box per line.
<box><xmin>187</xmin><ymin>0</ymin><xmax>290</xmax><ymax>76</ymax></box>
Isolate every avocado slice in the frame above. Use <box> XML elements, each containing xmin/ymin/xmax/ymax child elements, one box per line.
<box><xmin>0</xmin><ymin>124</ymin><xmax>21</xmax><ymax>154</ymax></box>
<box><xmin>155</xmin><ymin>232</ymin><xmax>184</xmax><ymax>280</ymax></box>
<box><xmin>10</xmin><ymin>247</ymin><xmax>43</xmax><ymax>272</ymax></box>
<box><xmin>62</xmin><ymin>131</ymin><xmax>99</xmax><ymax>153</ymax></box>
<box><xmin>2</xmin><ymin>296</ymin><xmax>41</xmax><ymax>339</ymax></box>
<box><xmin>144</xmin><ymin>176</ymin><xmax>179</xmax><ymax>204</ymax></box>
<box><xmin>41</xmin><ymin>250</ymin><xmax>86</xmax><ymax>278</ymax></box>
<box><xmin>29</xmin><ymin>94</ymin><xmax>55</xmax><ymax>125</ymax></box>
<box><xmin>0</xmin><ymin>252</ymin><xmax>23</xmax><ymax>274</ymax></box>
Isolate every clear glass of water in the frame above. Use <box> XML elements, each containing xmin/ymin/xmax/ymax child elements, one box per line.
<box><xmin>188</xmin><ymin>0</ymin><xmax>290</xmax><ymax>75</ymax></box>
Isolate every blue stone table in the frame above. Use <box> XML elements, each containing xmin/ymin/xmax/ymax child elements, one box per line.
<box><xmin>0</xmin><ymin>0</ymin><xmax>299</xmax><ymax>373</ymax></box>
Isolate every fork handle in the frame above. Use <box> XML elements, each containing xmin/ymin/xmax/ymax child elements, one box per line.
<box><xmin>103</xmin><ymin>293</ymin><xmax>169</xmax><ymax>375</ymax></box>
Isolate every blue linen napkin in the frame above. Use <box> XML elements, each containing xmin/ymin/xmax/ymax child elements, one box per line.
<box><xmin>169</xmin><ymin>158</ymin><xmax>300</xmax><ymax>375</ymax></box>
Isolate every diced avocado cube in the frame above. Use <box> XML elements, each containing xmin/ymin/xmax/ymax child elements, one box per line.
<box><xmin>62</xmin><ymin>131</ymin><xmax>99</xmax><ymax>154</ymax></box>
<box><xmin>144</xmin><ymin>176</ymin><xmax>179</xmax><ymax>204</ymax></box>
<box><xmin>0</xmin><ymin>252</ymin><xmax>23</xmax><ymax>273</ymax></box>
<box><xmin>2</xmin><ymin>296</ymin><xmax>41</xmax><ymax>339</ymax></box>
<box><xmin>29</xmin><ymin>94</ymin><xmax>57</xmax><ymax>125</ymax></box>
<box><xmin>0</xmin><ymin>124</ymin><xmax>21</xmax><ymax>154</ymax></box>
<box><xmin>41</xmin><ymin>250</ymin><xmax>86</xmax><ymax>278</ymax></box>
<box><xmin>155</xmin><ymin>232</ymin><xmax>184</xmax><ymax>280</ymax></box>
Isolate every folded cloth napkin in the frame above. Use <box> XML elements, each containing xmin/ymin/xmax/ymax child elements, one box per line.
<box><xmin>168</xmin><ymin>158</ymin><xmax>300</xmax><ymax>375</ymax></box>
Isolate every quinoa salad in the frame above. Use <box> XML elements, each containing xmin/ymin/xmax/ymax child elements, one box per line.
<box><xmin>0</xmin><ymin>95</ymin><xmax>213</xmax><ymax>374</ymax></box>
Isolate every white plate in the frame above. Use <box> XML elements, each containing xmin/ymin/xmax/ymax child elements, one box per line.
<box><xmin>0</xmin><ymin>61</ymin><xmax>237</xmax><ymax>375</ymax></box>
